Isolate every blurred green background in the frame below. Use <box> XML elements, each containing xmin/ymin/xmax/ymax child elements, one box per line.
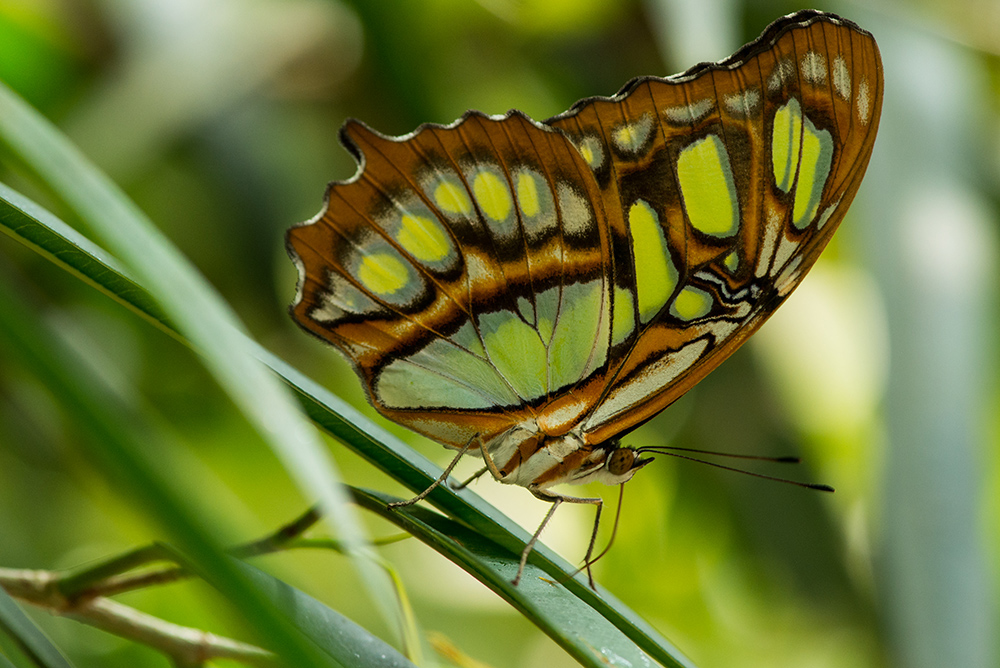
<box><xmin>0</xmin><ymin>0</ymin><xmax>996</xmax><ymax>666</ymax></box>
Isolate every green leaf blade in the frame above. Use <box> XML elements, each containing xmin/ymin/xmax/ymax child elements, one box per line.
<box><xmin>237</xmin><ymin>563</ymin><xmax>417</xmax><ymax>668</ymax></box>
<box><xmin>0</xmin><ymin>146</ymin><xmax>695</xmax><ymax>668</ymax></box>
<box><xmin>0</xmin><ymin>79</ymin><xmax>400</xmax><ymax>638</ymax></box>
<box><xmin>0</xmin><ymin>583</ymin><xmax>76</xmax><ymax>668</ymax></box>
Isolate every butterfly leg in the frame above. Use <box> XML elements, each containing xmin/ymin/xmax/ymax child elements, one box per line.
<box><xmin>451</xmin><ymin>466</ymin><xmax>489</xmax><ymax>490</ymax></box>
<box><xmin>581</xmin><ymin>502</ymin><xmax>603</xmax><ymax>588</ymax></box>
<box><xmin>477</xmin><ymin>438</ymin><xmax>507</xmax><ymax>481</ymax></box>
<box><xmin>574</xmin><ymin>483</ymin><xmax>628</xmax><ymax>587</ymax></box>
<box><xmin>387</xmin><ymin>435</ymin><xmax>479</xmax><ymax>509</ymax></box>
<box><xmin>514</xmin><ymin>488</ymin><xmax>603</xmax><ymax>588</ymax></box>
<box><xmin>475</xmin><ymin>441</ymin><xmax>604</xmax><ymax>587</ymax></box>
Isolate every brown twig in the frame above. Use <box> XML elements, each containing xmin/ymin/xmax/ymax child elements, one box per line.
<box><xmin>66</xmin><ymin>598</ymin><xmax>278</xmax><ymax>667</ymax></box>
<box><xmin>0</xmin><ymin>568</ymin><xmax>277</xmax><ymax>666</ymax></box>
<box><xmin>62</xmin><ymin>506</ymin><xmax>323</xmax><ymax>603</ymax></box>
<box><xmin>0</xmin><ymin>506</ymin><xmax>411</xmax><ymax>666</ymax></box>
<box><xmin>0</xmin><ymin>508</ymin><xmax>324</xmax><ymax>666</ymax></box>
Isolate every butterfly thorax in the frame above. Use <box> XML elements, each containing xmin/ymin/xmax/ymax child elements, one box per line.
<box><xmin>485</xmin><ymin>420</ymin><xmax>650</xmax><ymax>490</ymax></box>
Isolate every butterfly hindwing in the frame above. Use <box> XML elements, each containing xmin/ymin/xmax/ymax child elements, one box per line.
<box><xmin>288</xmin><ymin>112</ymin><xmax>624</xmax><ymax>447</ymax></box>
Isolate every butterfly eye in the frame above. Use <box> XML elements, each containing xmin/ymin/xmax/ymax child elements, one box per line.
<box><xmin>607</xmin><ymin>448</ymin><xmax>637</xmax><ymax>476</ymax></box>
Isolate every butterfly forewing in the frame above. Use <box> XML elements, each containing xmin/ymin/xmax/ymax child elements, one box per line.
<box><xmin>545</xmin><ymin>11</ymin><xmax>883</xmax><ymax>444</ymax></box>
<box><xmin>287</xmin><ymin>10</ymin><xmax>882</xmax><ymax>454</ymax></box>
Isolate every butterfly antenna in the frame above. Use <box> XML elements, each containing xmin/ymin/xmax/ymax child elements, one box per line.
<box><xmin>638</xmin><ymin>444</ymin><xmax>802</xmax><ymax>463</ymax></box>
<box><xmin>635</xmin><ymin>447</ymin><xmax>834</xmax><ymax>492</ymax></box>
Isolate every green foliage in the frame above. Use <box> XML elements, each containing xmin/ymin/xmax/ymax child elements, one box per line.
<box><xmin>0</xmin><ymin>122</ymin><xmax>690</xmax><ymax>666</ymax></box>
<box><xmin>1</xmin><ymin>2</ymin><xmax>996</xmax><ymax>668</ymax></box>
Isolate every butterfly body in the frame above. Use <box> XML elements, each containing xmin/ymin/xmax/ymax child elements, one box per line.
<box><xmin>287</xmin><ymin>10</ymin><xmax>882</xmax><ymax>575</ymax></box>
<box><xmin>482</xmin><ymin>422</ymin><xmax>643</xmax><ymax>490</ymax></box>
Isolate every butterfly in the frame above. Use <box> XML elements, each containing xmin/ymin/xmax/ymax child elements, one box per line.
<box><xmin>286</xmin><ymin>10</ymin><xmax>883</xmax><ymax>585</ymax></box>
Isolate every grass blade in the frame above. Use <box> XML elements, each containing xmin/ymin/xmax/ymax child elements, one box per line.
<box><xmin>0</xmin><ymin>80</ymin><xmax>399</xmax><ymax>634</ymax></box>
<box><xmin>0</xmin><ymin>586</ymin><xmax>76</xmax><ymax>668</ymax></box>
<box><xmin>0</xmin><ymin>183</ymin><xmax>696</xmax><ymax>668</ymax></box>
<box><xmin>237</xmin><ymin>563</ymin><xmax>416</xmax><ymax>668</ymax></box>
<box><xmin>353</xmin><ymin>489</ymin><xmax>655</xmax><ymax>668</ymax></box>
<box><xmin>0</xmin><ymin>263</ymin><xmax>347</xmax><ymax>667</ymax></box>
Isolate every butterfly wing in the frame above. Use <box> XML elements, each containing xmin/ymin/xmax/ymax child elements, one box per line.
<box><xmin>287</xmin><ymin>111</ymin><xmax>622</xmax><ymax>447</ymax></box>
<box><xmin>286</xmin><ymin>10</ymin><xmax>883</xmax><ymax>451</ymax></box>
<box><xmin>544</xmin><ymin>10</ymin><xmax>883</xmax><ymax>445</ymax></box>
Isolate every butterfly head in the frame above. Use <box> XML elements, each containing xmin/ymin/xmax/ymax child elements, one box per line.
<box><xmin>572</xmin><ymin>441</ymin><xmax>653</xmax><ymax>487</ymax></box>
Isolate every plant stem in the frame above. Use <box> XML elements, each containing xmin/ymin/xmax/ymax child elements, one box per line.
<box><xmin>0</xmin><ymin>506</ymin><xmax>415</xmax><ymax>665</ymax></box>
<box><xmin>0</xmin><ymin>568</ymin><xmax>277</xmax><ymax>666</ymax></box>
<box><xmin>56</xmin><ymin>506</ymin><xmax>323</xmax><ymax>603</ymax></box>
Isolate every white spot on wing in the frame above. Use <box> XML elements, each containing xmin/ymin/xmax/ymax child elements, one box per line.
<box><xmin>319</xmin><ymin>273</ymin><xmax>381</xmax><ymax>316</ymax></box>
<box><xmin>290</xmin><ymin>249</ymin><xmax>307</xmax><ymax>306</ymax></box>
<box><xmin>537</xmin><ymin>397</ymin><xmax>591</xmax><ymax>434</ymax></box>
<box><xmin>801</xmin><ymin>52</ymin><xmax>827</xmax><ymax>85</ymax></box>
<box><xmin>833</xmin><ymin>56</ymin><xmax>851</xmax><ymax>100</ymax></box>
<box><xmin>573</xmin><ymin>135</ymin><xmax>605</xmax><ymax>170</ymax></box>
<box><xmin>612</xmin><ymin>112</ymin><xmax>654</xmax><ymax>154</ymax></box>
<box><xmin>309</xmin><ymin>299</ymin><xmax>344</xmax><ymax>324</ymax></box>
<box><xmin>857</xmin><ymin>77</ymin><xmax>871</xmax><ymax>125</ymax></box>
<box><xmin>724</xmin><ymin>88</ymin><xmax>760</xmax><ymax>118</ymax></box>
<box><xmin>770</xmin><ymin>235</ymin><xmax>799</xmax><ymax>276</ymax></box>
<box><xmin>663</xmin><ymin>98</ymin><xmax>714</xmax><ymax>124</ymax></box>
<box><xmin>774</xmin><ymin>254</ymin><xmax>806</xmax><ymax>296</ymax></box>
<box><xmin>817</xmin><ymin>199</ymin><xmax>841</xmax><ymax>230</ymax></box>
<box><xmin>557</xmin><ymin>182</ymin><xmax>594</xmax><ymax>237</ymax></box>
<box><xmin>691</xmin><ymin>318</ymin><xmax>741</xmax><ymax>342</ymax></box>
<box><xmin>756</xmin><ymin>209</ymin><xmax>783</xmax><ymax>278</ymax></box>
<box><xmin>767</xmin><ymin>58</ymin><xmax>795</xmax><ymax>92</ymax></box>
<box><xmin>515</xmin><ymin>168</ymin><xmax>558</xmax><ymax>241</ymax></box>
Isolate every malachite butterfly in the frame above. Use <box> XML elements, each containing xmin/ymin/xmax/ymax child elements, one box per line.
<box><xmin>287</xmin><ymin>10</ymin><xmax>883</xmax><ymax>584</ymax></box>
